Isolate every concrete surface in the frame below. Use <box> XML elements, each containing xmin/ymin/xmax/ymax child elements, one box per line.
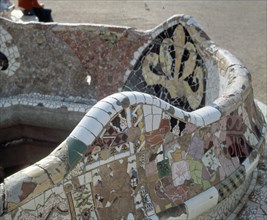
<box><xmin>36</xmin><ymin>0</ymin><xmax>266</xmax><ymax>105</ymax></box>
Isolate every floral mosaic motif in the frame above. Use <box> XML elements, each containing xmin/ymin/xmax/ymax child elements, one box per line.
<box><xmin>225</xmin><ymin>115</ymin><xmax>253</xmax><ymax>162</ymax></box>
<box><xmin>171</xmin><ymin>160</ymin><xmax>191</xmax><ymax>186</ymax></box>
<box><xmin>123</xmin><ymin>24</ymin><xmax>206</xmax><ymax>111</ymax></box>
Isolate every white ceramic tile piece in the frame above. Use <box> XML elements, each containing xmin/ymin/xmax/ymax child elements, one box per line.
<box><xmin>186</xmin><ymin>17</ymin><xmax>202</xmax><ymax>28</ymax></box>
<box><xmin>33</xmin><ymin>193</ymin><xmax>45</xmax><ymax>208</ymax></box>
<box><xmin>138</xmin><ymin>46</ymin><xmax>145</xmax><ymax>53</ymax></box>
<box><xmin>36</xmin><ymin>156</ymin><xmax>66</xmax><ymax>184</ymax></box>
<box><xmin>99</xmin><ymin>159</ymin><xmax>107</xmax><ymax>166</ymax></box>
<box><xmin>153</xmin><ymin>114</ymin><xmax>162</xmax><ymax>130</ymax></box>
<box><xmin>185</xmin><ymin>186</ymin><xmax>219</xmax><ymax>219</ymax></box>
<box><xmin>132</xmin><ymin>91</ymin><xmax>145</xmax><ymax>104</ymax></box>
<box><xmin>94</xmin><ymin>100</ymin><xmax>117</xmax><ymax>117</ymax></box>
<box><xmin>152</xmin><ymin>106</ymin><xmax>162</xmax><ymax>115</ymax></box>
<box><xmin>123</xmin><ymin>70</ymin><xmax>131</xmax><ymax>82</ymax></box>
<box><xmin>78</xmin><ymin>116</ymin><xmax>103</xmax><ymax>137</ymax></box>
<box><xmin>143</xmin><ymin>104</ymin><xmax>152</xmax><ymax>117</ymax></box>
<box><xmin>87</xmin><ymin>160</ymin><xmax>100</xmax><ymax>170</ymax></box>
<box><xmin>195</xmin><ymin>106</ymin><xmax>221</xmax><ymax>125</ymax></box>
<box><xmin>101</xmin><ymin>96</ymin><xmax>123</xmax><ymax>113</ymax></box>
<box><xmin>67</xmin><ymin>106</ymin><xmax>75</xmax><ymax>112</ymax></box>
<box><xmin>217</xmin><ymin>49</ymin><xmax>242</xmax><ymax>67</ymax></box>
<box><xmin>114</xmin><ymin>152</ymin><xmax>130</xmax><ymax>160</ymax></box>
<box><xmin>44</xmin><ymin>189</ymin><xmax>53</xmax><ymax>201</ymax></box>
<box><xmin>78</xmin><ymin>174</ymin><xmax>85</xmax><ymax>186</ymax></box>
<box><xmin>130</xmin><ymin>58</ymin><xmax>137</xmax><ymax>66</ymax></box>
<box><xmin>70</xmin><ymin>126</ymin><xmax>95</xmax><ymax>146</ymax></box>
<box><xmin>173</xmin><ymin>107</ymin><xmax>186</xmax><ymax>120</ymax></box>
<box><xmin>129</xmin><ymin>142</ymin><xmax>135</xmax><ymax>154</ymax></box>
<box><xmin>51</xmin><ymin>185</ymin><xmax>65</xmax><ymax>195</ymax></box>
<box><xmin>167</xmin><ymin>19</ymin><xmax>177</xmax><ymax>28</ymax></box>
<box><xmin>164</xmin><ymin>102</ymin><xmax>174</xmax><ymax>112</ymax></box>
<box><xmin>243</xmin><ymin>155</ymin><xmax>259</xmax><ymax>177</ymax></box>
<box><xmin>134</xmin><ymin>51</ymin><xmax>140</xmax><ymax>60</ymax></box>
<box><xmin>3</xmin><ymin>102</ymin><xmax>10</xmax><ymax>107</ymax></box>
<box><xmin>125</xmin><ymin>107</ymin><xmax>132</xmax><ymax>128</ymax></box>
<box><xmin>121</xmin><ymin>91</ymin><xmax>137</xmax><ymax>105</ymax></box>
<box><xmin>18</xmin><ymin>198</ymin><xmax>36</xmax><ymax>210</ymax></box>
<box><xmin>152</xmin><ymin>97</ymin><xmax>161</xmax><ymax>108</ymax></box>
<box><xmin>112</xmin><ymin>92</ymin><xmax>129</xmax><ymax>103</ymax></box>
<box><xmin>86</xmin><ymin>107</ymin><xmax>111</xmax><ymax>126</ymax></box>
<box><xmin>186</xmin><ymin>113</ymin><xmax>202</xmax><ymax>126</ymax></box>
<box><xmin>145</xmin><ymin>115</ymin><xmax>153</xmax><ymax>132</ymax></box>
<box><xmin>160</xmin><ymin>100</ymin><xmax>169</xmax><ymax>110</ymax></box>
<box><xmin>143</xmin><ymin>93</ymin><xmax>153</xmax><ymax>105</ymax></box>
<box><xmin>84</xmin><ymin>171</ymin><xmax>92</xmax><ymax>183</ymax></box>
<box><xmin>166</xmin><ymin>213</ymin><xmax>188</xmax><ymax>220</ymax></box>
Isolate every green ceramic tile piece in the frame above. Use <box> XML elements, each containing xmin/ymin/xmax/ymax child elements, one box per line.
<box><xmin>202</xmin><ymin>180</ymin><xmax>211</xmax><ymax>190</ymax></box>
<box><xmin>67</xmin><ymin>137</ymin><xmax>88</xmax><ymax>170</ymax></box>
<box><xmin>157</xmin><ymin>159</ymin><xmax>171</xmax><ymax>178</ymax></box>
<box><xmin>188</xmin><ymin>157</ymin><xmax>203</xmax><ymax>185</ymax></box>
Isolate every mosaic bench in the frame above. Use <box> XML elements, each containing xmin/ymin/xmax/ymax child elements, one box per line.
<box><xmin>0</xmin><ymin>14</ymin><xmax>266</xmax><ymax>219</ymax></box>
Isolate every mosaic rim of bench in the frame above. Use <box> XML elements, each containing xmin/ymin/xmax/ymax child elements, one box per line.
<box><xmin>0</xmin><ymin>14</ymin><xmax>266</xmax><ymax>219</ymax></box>
<box><xmin>1</xmin><ymin>92</ymin><xmax>266</xmax><ymax>219</ymax></box>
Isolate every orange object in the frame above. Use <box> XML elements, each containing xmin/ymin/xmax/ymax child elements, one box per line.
<box><xmin>18</xmin><ymin>0</ymin><xmax>43</xmax><ymax>10</ymax></box>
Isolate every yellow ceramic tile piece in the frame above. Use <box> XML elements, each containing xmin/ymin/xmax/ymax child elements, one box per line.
<box><xmin>171</xmin><ymin>149</ymin><xmax>182</xmax><ymax>161</ymax></box>
<box><xmin>173</xmin><ymin>24</ymin><xmax>186</xmax><ymax>73</ymax></box>
<box><xmin>142</xmin><ymin>53</ymin><xmax>163</xmax><ymax>85</ymax></box>
<box><xmin>155</xmin><ymin>205</ymin><xmax>161</xmax><ymax>213</ymax></box>
<box><xmin>165</xmin><ymin>203</ymin><xmax>172</xmax><ymax>209</ymax></box>
<box><xmin>160</xmin><ymin>38</ymin><xmax>173</xmax><ymax>78</ymax></box>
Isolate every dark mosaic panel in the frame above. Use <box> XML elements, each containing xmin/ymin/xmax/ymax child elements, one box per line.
<box><xmin>123</xmin><ymin>24</ymin><xmax>207</xmax><ymax>111</ymax></box>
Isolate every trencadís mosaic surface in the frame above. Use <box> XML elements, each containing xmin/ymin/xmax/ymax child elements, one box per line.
<box><xmin>0</xmin><ymin>14</ymin><xmax>266</xmax><ymax>219</ymax></box>
<box><xmin>123</xmin><ymin>24</ymin><xmax>207</xmax><ymax>112</ymax></box>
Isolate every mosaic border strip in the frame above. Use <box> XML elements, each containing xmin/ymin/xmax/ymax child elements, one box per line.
<box><xmin>0</xmin><ymin>93</ymin><xmax>95</xmax><ymax>112</ymax></box>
